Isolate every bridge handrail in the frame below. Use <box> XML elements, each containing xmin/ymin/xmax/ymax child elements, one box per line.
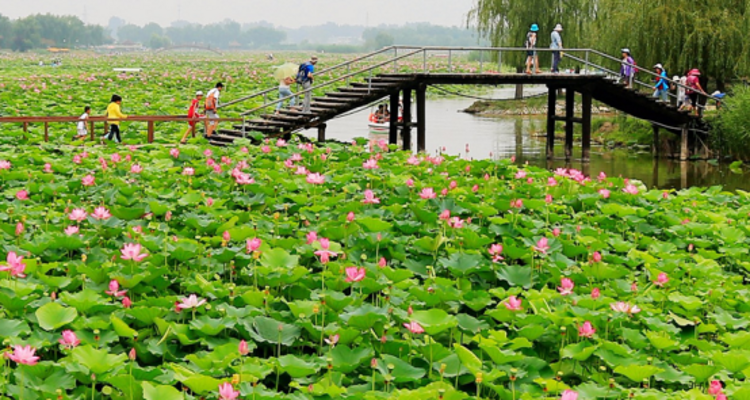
<box><xmin>240</xmin><ymin>48</ymin><xmax>425</xmax><ymax>116</ymax></box>
<box><xmin>219</xmin><ymin>46</ymin><xmax>401</xmax><ymax>109</ymax></box>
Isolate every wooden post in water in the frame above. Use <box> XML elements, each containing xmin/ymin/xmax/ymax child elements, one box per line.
<box><xmin>89</xmin><ymin>121</ymin><xmax>95</xmax><ymax>141</ymax></box>
<box><xmin>680</xmin><ymin>124</ymin><xmax>689</xmax><ymax>160</ymax></box>
<box><xmin>546</xmin><ymin>86</ymin><xmax>557</xmax><ymax>159</ymax></box>
<box><xmin>564</xmin><ymin>88</ymin><xmax>575</xmax><ymax>160</ymax></box>
<box><xmin>389</xmin><ymin>93</ymin><xmax>399</xmax><ymax>145</ymax></box>
<box><xmin>652</xmin><ymin>125</ymin><xmax>660</xmax><ymax>157</ymax></box>
<box><xmin>401</xmin><ymin>89</ymin><xmax>412</xmax><ymax>151</ymax></box>
<box><xmin>147</xmin><ymin>121</ymin><xmax>155</xmax><ymax>143</ymax></box>
<box><xmin>416</xmin><ymin>84</ymin><xmax>427</xmax><ymax>152</ymax></box>
<box><xmin>581</xmin><ymin>91</ymin><xmax>592</xmax><ymax>161</ymax></box>
<box><xmin>317</xmin><ymin>123</ymin><xmax>327</xmax><ymax>142</ymax></box>
<box><xmin>515</xmin><ymin>66</ymin><xmax>524</xmax><ymax>99</ymax></box>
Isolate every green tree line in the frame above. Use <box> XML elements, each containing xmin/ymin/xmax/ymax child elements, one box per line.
<box><xmin>117</xmin><ymin>21</ymin><xmax>286</xmax><ymax>50</ymax></box>
<box><xmin>468</xmin><ymin>0</ymin><xmax>750</xmax><ymax>88</ymax></box>
<box><xmin>0</xmin><ymin>14</ymin><xmax>107</xmax><ymax>51</ymax></box>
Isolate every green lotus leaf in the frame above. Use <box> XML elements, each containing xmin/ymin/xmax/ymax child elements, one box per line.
<box><xmin>71</xmin><ymin>345</ymin><xmax>128</xmax><ymax>375</ymax></box>
<box><xmin>142</xmin><ymin>382</ymin><xmax>184</xmax><ymax>400</ymax></box>
<box><xmin>614</xmin><ymin>364</ymin><xmax>665</xmax><ymax>382</ymax></box>
<box><xmin>35</xmin><ymin>302</ymin><xmax>78</xmax><ymax>331</ymax></box>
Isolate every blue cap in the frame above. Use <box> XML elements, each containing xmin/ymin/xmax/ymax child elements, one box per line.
<box><xmin>530</xmin><ymin>24</ymin><xmax>539</xmax><ymax>32</ymax></box>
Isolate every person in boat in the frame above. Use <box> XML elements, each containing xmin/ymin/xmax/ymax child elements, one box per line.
<box><xmin>383</xmin><ymin>105</ymin><xmax>391</xmax><ymax>122</ymax></box>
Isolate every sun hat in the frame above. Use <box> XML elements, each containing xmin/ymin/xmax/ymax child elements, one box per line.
<box><xmin>530</xmin><ymin>24</ymin><xmax>539</xmax><ymax>32</ymax></box>
<box><xmin>689</xmin><ymin>69</ymin><xmax>701</xmax><ymax>76</ymax></box>
<box><xmin>672</xmin><ymin>76</ymin><xmax>679</xmax><ymax>80</ymax></box>
<box><xmin>653</xmin><ymin>63</ymin><xmax>663</xmax><ymax>70</ymax></box>
<box><xmin>621</xmin><ymin>48</ymin><xmax>630</xmax><ymax>54</ymax></box>
<box><xmin>554</xmin><ymin>24</ymin><xmax>563</xmax><ymax>31</ymax></box>
<box><xmin>195</xmin><ymin>90</ymin><xmax>204</xmax><ymax>96</ymax></box>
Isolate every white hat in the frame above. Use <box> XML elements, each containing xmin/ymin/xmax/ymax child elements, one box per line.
<box><xmin>196</xmin><ymin>90</ymin><xmax>204</xmax><ymax>96</ymax></box>
<box><xmin>653</xmin><ymin>63</ymin><xmax>663</xmax><ymax>70</ymax></box>
<box><xmin>554</xmin><ymin>24</ymin><xmax>563</xmax><ymax>31</ymax></box>
<box><xmin>672</xmin><ymin>76</ymin><xmax>679</xmax><ymax>80</ymax></box>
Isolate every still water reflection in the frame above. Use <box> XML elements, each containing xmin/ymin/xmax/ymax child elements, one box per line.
<box><xmin>301</xmin><ymin>87</ymin><xmax>750</xmax><ymax>191</ymax></box>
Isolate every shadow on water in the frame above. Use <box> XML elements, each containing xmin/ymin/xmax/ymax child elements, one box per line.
<box><xmin>303</xmin><ymin>89</ymin><xmax>750</xmax><ymax>191</ymax></box>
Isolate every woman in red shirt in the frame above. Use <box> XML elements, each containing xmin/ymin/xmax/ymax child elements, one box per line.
<box><xmin>180</xmin><ymin>91</ymin><xmax>204</xmax><ymax>144</ymax></box>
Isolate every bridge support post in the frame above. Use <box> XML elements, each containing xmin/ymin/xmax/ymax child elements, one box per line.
<box><xmin>147</xmin><ymin>121</ymin><xmax>155</xmax><ymax>144</ymax></box>
<box><xmin>565</xmin><ymin>88</ymin><xmax>575</xmax><ymax>160</ymax></box>
<box><xmin>317</xmin><ymin>123</ymin><xmax>327</xmax><ymax>142</ymax></box>
<box><xmin>581</xmin><ymin>91</ymin><xmax>592</xmax><ymax>161</ymax></box>
<box><xmin>546</xmin><ymin>86</ymin><xmax>557</xmax><ymax>159</ymax></box>
<box><xmin>389</xmin><ymin>93</ymin><xmax>399</xmax><ymax>146</ymax></box>
<box><xmin>416</xmin><ymin>84</ymin><xmax>427</xmax><ymax>152</ymax></box>
<box><xmin>401</xmin><ymin>89</ymin><xmax>412</xmax><ymax>151</ymax></box>
<box><xmin>515</xmin><ymin>67</ymin><xmax>524</xmax><ymax>99</ymax></box>
<box><xmin>652</xmin><ymin>125</ymin><xmax>660</xmax><ymax>157</ymax></box>
<box><xmin>89</xmin><ymin>121</ymin><xmax>95</xmax><ymax>141</ymax></box>
<box><xmin>44</xmin><ymin>122</ymin><xmax>49</xmax><ymax>142</ymax></box>
<box><xmin>680</xmin><ymin>124</ymin><xmax>689</xmax><ymax>161</ymax></box>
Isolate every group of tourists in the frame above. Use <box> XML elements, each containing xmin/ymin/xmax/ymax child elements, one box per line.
<box><xmin>276</xmin><ymin>56</ymin><xmax>318</xmax><ymax>114</ymax></box>
<box><xmin>524</xmin><ymin>23</ymin><xmax>565</xmax><ymax>74</ymax></box>
<box><xmin>618</xmin><ymin>49</ymin><xmax>708</xmax><ymax>116</ymax></box>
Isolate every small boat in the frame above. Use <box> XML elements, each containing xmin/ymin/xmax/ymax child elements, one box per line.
<box><xmin>368</xmin><ymin>121</ymin><xmax>389</xmax><ymax>134</ymax></box>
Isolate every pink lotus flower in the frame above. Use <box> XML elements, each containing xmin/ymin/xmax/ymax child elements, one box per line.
<box><xmin>73</xmin><ymin>155</ymin><xmax>82</xmax><ymax>164</ymax></box>
<box><xmin>306</xmin><ymin>173</ymin><xmax>325</xmax><ymax>185</ymax></box>
<box><xmin>662</xmin><ymin>191</ymin><xmax>669</xmax><ymax>199</ymax></box>
<box><xmin>121</xmin><ymin>243</ymin><xmax>148</xmax><ymax>262</ymax></box>
<box><xmin>130</xmin><ymin>164</ymin><xmax>143</xmax><ymax>174</ymax></box>
<box><xmin>510</xmin><ymin>199</ymin><xmax>523</xmax><ymax>209</ymax></box>
<box><xmin>111</xmin><ymin>153</ymin><xmax>122</xmax><ymax>163</ymax></box>
<box><xmin>623</xmin><ymin>184</ymin><xmax>639</xmax><ymax>195</ymax></box>
<box><xmin>554</xmin><ymin>168</ymin><xmax>568</xmax><ymax>177</ymax></box>
<box><xmin>261</xmin><ymin>145</ymin><xmax>271</xmax><ymax>153</ymax></box>
<box><xmin>206</xmin><ymin>198</ymin><xmax>214</xmax><ymax>206</ymax></box>
<box><xmin>106</xmin><ymin>279</ymin><xmax>127</xmax><ymax>297</ymax></box>
<box><xmin>218</xmin><ymin>382</ymin><xmax>240</xmax><ymax>400</ymax></box>
<box><xmin>378</xmin><ymin>257</ymin><xmax>387</xmax><ymax>268</ymax></box>
<box><xmin>363</xmin><ymin>189</ymin><xmax>380</xmax><ymax>204</ymax></box>
<box><xmin>592</xmin><ymin>251</ymin><xmax>602</xmax><ymax>263</ymax></box>
<box><xmin>578</xmin><ymin>321</ymin><xmax>596</xmax><ymax>338</ymax></box>
<box><xmin>345</xmin><ymin>267</ymin><xmax>366</xmax><ymax>283</ymax></box>
<box><xmin>222</xmin><ymin>231</ymin><xmax>231</xmax><ymax>242</ymax></box>
<box><xmin>235</xmin><ymin>173</ymin><xmax>255</xmax><ymax>185</ymax></box>
<box><xmin>283</xmin><ymin>159</ymin><xmax>294</xmax><ymax>169</ymax></box>
<box><xmin>405</xmin><ymin>178</ymin><xmax>414</xmax><ymax>187</ymax></box>
<box><xmin>81</xmin><ymin>174</ymin><xmax>95</xmax><ymax>186</ymax></box>
<box><xmin>69</xmin><ymin>208</ymin><xmax>88</xmax><ymax>222</ymax></box>
<box><xmin>631</xmin><ymin>282</ymin><xmax>638</xmax><ymax>292</ymax></box>
<box><xmin>91</xmin><ymin>207</ymin><xmax>112</xmax><ymax>220</ymax></box>
<box><xmin>504</xmin><ymin>296</ymin><xmax>522</xmax><ymax>311</ymax></box>
<box><xmin>598</xmin><ymin>171</ymin><xmax>607</xmax><ymax>181</ymax></box>
<box><xmin>545</xmin><ymin>194</ymin><xmax>553</xmax><ymax>204</ymax></box>
<box><xmin>177</xmin><ymin>294</ymin><xmax>207</xmax><ymax>310</ymax></box>
<box><xmin>448</xmin><ymin>217</ymin><xmax>464</xmax><ymax>228</ymax></box>
<box><xmin>419</xmin><ymin>188</ymin><xmax>436</xmax><ymax>199</ymax></box>
<box><xmin>591</xmin><ymin>288</ymin><xmax>601</xmax><ymax>299</ymax></box>
<box><xmin>560</xmin><ymin>389</ymin><xmax>578</xmax><ymax>400</ymax></box>
<box><xmin>324</xmin><ymin>334</ymin><xmax>340</xmax><ymax>346</ymax></box>
<box><xmin>0</xmin><ymin>252</ymin><xmax>23</xmax><ymax>276</ymax></box>
<box><xmin>306</xmin><ymin>231</ymin><xmax>318</xmax><ymax>244</ymax></box>
<box><xmin>347</xmin><ymin>212</ymin><xmax>355</xmax><ymax>222</ymax></box>
<box><xmin>170</xmin><ymin>148</ymin><xmax>180</xmax><ymax>158</ymax></box>
<box><xmin>15</xmin><ymin>222</ymin><xmax>23</xmax><ymax>236</ymax></box>
<box><xmin>290</xmin><ymin>153</ymin><xmax>303</xmax><ymax>162</ymax></box>
<box><xmin>203</xmin><ymin>149</ymin><xmax>213</xmax><ymax>157</ymax></box>
<box><xmin>239</xmin><ymin>340</ymin><xmax>250</xmax><ymax>356</ymax></box>
<box><xmin>488</xmin><ymin>244</ymin><xmax>504</xmax><ymax>262</ymax></box>
<box><xmin>363</xmin><ymin>158</ymin><xmax>379</xmax><ymax>169</ymax></box>
<box><xmin>717</xmin><ymin>395</ymin><xmax>728</xmax><ymax>400</ymax></box>
<box><xmin>407</xmin><ymin>156</ymin><xmax>421</xmax><ymax>166</ymax></box>
<box><xmin>552</xmin><ymin>227</ymin><xmax>561</xmax><ymax>237</ymax></box>
<box><xmin>708</xmin><ymin>380</ymin><xmax>723</xmax><ymax>396</ymax></box>
<box><xmin>59</xmin><ymin>330</ymin><xmax>81</xmax><ymax>349</ymax></box>
<box><xmin>547</xmin><ymin>177</ymin><xmax>558</xmax><ymax>186</ymax></box>
<box><xmin>276</xmin><ymin>139</ymin><xmax>287</xmax><ymax>147</ymax></box>
<box><xmin>440</xmin><ymin>188</ymin><xmax>448</xmax><ymax>196</ymax></box>
<box><xmin>64</xmin><ymin>226</ymin><xmax>79</xmax><ymax>236</ymax></box>
<box><xmin>654</xmin><ymin>272</ymin><xmax>669</xmax><ymax>287</ymax></box>
<box><xmin>558</xmin><ymin>278</ymin><xmax>574</xmax><ymax>295</ymax></box>
<box><xmin>439</xmin><ymin>209</ymin><xmax>451</xmax><ymax>221</ymax></box>
<box><xmin>15</xmin><ymin>190</ymin><xmax>29</xmax><ymax>201</ymax></box>
<box><xmin>599</xmin><ymin>189</ymin><xmax>610</xmax><ymax>198</ymax></box>
<box><xmin>7</xmin><ymin>345</ymin><xmax>39</xmax><ymax>365</ymax></box>
<box><xmin>611</xmin><ymin>302</ymin><xmax>640</xmax><ymax>315</ymax></box>
<box><xmin>122</xmin><ymin>296</ymin><xmax>132</xmax><ymax>308</ymax></box>
<box><xmin>403</xmin><ymin>321</ymin><xmax>425</xmax><ymax>334</ymax></box>
<box><xmin>295</xmin><ymin>166</ymin><xmax>309</xmax><ymax>175</ymax></box>
<box><xmin>449</xmin><ymin>180</ymin><xmax>458</xmax><ymax>190</ymax></box>
<box><xmin>246</xmin><ymin>238</ymin><xmax>262</xmax><ymax>253</ymax></box>
<box><xmin>533</xmin><ymin>237</ymin><xmax>550</xmax><ymax>254</ymax></box>
<box><xmin>515</xmin><ymin>170</ymin><xmax>527</xmax><ymax>179</ymax></box>
<box><xmin>0</xmin><ymin>160</ymin><xmax>10</xmax><ymax>170</ymax></box>
<box><xmin>182</xmin><ymin>167</ymin><xmax>195</xmax><ymax>176</ymax></box>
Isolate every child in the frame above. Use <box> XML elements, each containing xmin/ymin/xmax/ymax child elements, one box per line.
<box><xmin>525</xmin><ymin>24</ymin><xmax>541</xmax><ymax>74</ymax></box>
<box><xmin>76</xmin><ymin>106</ymin><xmax>90</xmax><ymax>139</ymax></box>
<box><xmin>180</xmin><ymin>91</ymin><xmax>204</xmax><ymax>144</ymax></box>
<box><xmin>105</xmin><ymin>95</ymin><xmax>127</xmax><ymax>143</ymax></box>
<box><xmin>620</xmin><ymin>49</ymin><xmax>635</xmax><ymax>88</ymax></box>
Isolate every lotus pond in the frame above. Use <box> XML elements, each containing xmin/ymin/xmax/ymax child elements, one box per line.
<box><xmin>1</xmin><ymin>137</ymin><xmax>749</xmax><ymax>400</ymax></box>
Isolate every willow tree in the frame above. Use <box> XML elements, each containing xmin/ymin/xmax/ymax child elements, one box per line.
<box><xmin>468</xmin><ymin>0</ymin><xmax>599</xmax><ymax>67</ymax></box>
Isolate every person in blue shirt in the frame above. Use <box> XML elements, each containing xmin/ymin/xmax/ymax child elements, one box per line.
<box><xmin>299</xmin><ymin>56</ymin><xmax>318</xmax><ymax>114</ymax></box>
<box><xmin>653</xmin><ymin>64</ymin><xmax>669</xmax><ymax>102</ymax></box>
<box><xmin>550</xmin><ymin>24</ymin><xmax>563</xmax><ymax>73</ymax></box>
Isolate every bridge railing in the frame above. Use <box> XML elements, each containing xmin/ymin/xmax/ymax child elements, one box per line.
<box><xmin>226</xmin><ymin>46</ymin><xmax>719</xmax><ymax>117</ymax></box>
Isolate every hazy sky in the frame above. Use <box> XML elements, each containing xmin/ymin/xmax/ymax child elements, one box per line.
<box><xmin>3</xmin><ymin>0</ymin><xmax>474</xmax><ymax>27</ymax></box>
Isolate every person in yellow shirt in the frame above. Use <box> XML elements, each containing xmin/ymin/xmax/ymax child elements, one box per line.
<box><xmin>105</xmin><ymin>95</ymin><xmax>127</xmax><ymax>143</ymax></box>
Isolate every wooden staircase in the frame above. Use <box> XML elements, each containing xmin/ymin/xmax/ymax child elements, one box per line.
<box><xmin>209</xmin><ymin>75</ymin><xmax>418</xmax><ymax>146</ymax></box>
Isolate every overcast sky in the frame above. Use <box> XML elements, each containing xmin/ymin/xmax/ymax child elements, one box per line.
<box><xmin>2</xmin><ymin>0</ymin><xmax>475</xmax><ymax>28</ymax></box>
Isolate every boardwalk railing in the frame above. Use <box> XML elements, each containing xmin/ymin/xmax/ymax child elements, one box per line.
<box><xmin>222</xmin><ymin>45</ymin><xmax>718</xmax><ymax>116</ymax></box>
<box><xmin>0</xmin><ymin>115</ymin><xmax>245</xmax><ymax>143</ymax></box>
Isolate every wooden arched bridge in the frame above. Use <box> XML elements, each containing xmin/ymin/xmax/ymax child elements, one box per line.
<box><xmin>216</xmin><ymin>46</ymin><xmax>714</xmax><ymax>161</ymax></box>
<box><xmin>155</xmin><ymin>44</ymin><xmax>223</xmax><ymax>55</ymax></box>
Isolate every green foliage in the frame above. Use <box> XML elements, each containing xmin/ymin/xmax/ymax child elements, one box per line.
<box><xmin>712</xmin><ymin>86</ymin><xmax>750</xmax><ymax>159</ymax></box>
<box><xmin>0</xmin><ymin>13</ymin><xmax>106</xmax><ymax>51</ymax></box>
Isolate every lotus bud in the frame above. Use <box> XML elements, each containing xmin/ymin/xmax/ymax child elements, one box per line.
<box><xmin>599</xmin><ymin>366</ymin><xmax>607</xmax><ymax>372</ymax></box>
<box><xmin>360</xmin><ymin>254</ymin><xmax>367</xmax><ymax>261</ymax></box>
<box><xmin>475</xmin><ymin>372</ymin><xmax>483</xmax><ymax>384</ymax></box>
<box><xmin>439</xmin><ymin>363</ymin><xmax>446</xmax><ymax>373</ymax></box>
<box><xmin>82</xmin><ymin>254</ymin><xmax>87</xmax><ymax>262</ymax></box>
<box><xmin>387</xmin><ymin>363</ymin><xmax>395</xmax><ymax>370</ymax></box>
<box><xmin>231</xmin><ymin>374</ymin><xmax>240</xmax><ymax>385</ymax></box>
<box><xmin>371</xmin><ymin>358</ymin><xmax>378</xmax><ymax>368</ymax></box>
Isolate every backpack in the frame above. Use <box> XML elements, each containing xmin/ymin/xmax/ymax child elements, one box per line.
<box><xmin>631</xmin><ymin>59</ymin><xmax>639</xmax><ymax>75</ymax></box>
<box><xmin>296</xmin><ymin>62</ymin><xmax>310</xmax><ymax>84</ymax></box>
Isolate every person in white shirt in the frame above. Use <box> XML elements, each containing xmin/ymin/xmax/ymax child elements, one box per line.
<box><xmin>76</xmin><ymin>106</ymin><xmax>90</xmax><ymax>139</ymax></box>
<box><xmin>204</xmin><ymin>82</ymin><xmax>223</xmax><ymax>138</ymax></box>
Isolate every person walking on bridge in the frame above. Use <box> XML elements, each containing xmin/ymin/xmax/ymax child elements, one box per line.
<box><xmin>620</xmin><ymin>49</ymin><xmax>635</xmax><ymax>88</ymax></box>
<box><xmin>550</xmin><ymin>24</ymin><xmax>564</xmax><ymax>73</ymax></box>
<box><xmin>685</xmin><ymin>69</ymin><xmax>706</xmax><ymax>116</ymax></box>
<box><xmin>296</xmin><ymin>56</ymin><xmax>318</xmax><ymax>114</ymax></box>
<box><xmin>652</xmin><ymin>64</ymin><xmax>669</xmax><ymax>102</ymax></box>
<box><xmin>204</xmin><ymin>82</ymin><xmax>223</xmax><ymax>139</ymax></box>
<box><xmin>105</xmin><ymin>95</ymin><xmax>127</xmax><ymax>143</ymax></box>
<box><xmin>180</xmin><ymin>91</ymin><xmax>204</xmax><ymax>144</ymax></box>
<box><xmin>525</xmin><ymin>24</ymin><xmax>541</xmax><ymax>74</ymax></box>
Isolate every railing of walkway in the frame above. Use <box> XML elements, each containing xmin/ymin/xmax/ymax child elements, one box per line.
<box><xmin>224</xmin><ymin>45</ymin><xmax>718</xmax><ymax>117</ymax></box>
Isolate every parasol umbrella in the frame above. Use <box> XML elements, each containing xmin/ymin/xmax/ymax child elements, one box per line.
<box><xmin>274</xmin><ymin>63</ymin><xmax>298</xmax><ymax>82</ymax></box>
